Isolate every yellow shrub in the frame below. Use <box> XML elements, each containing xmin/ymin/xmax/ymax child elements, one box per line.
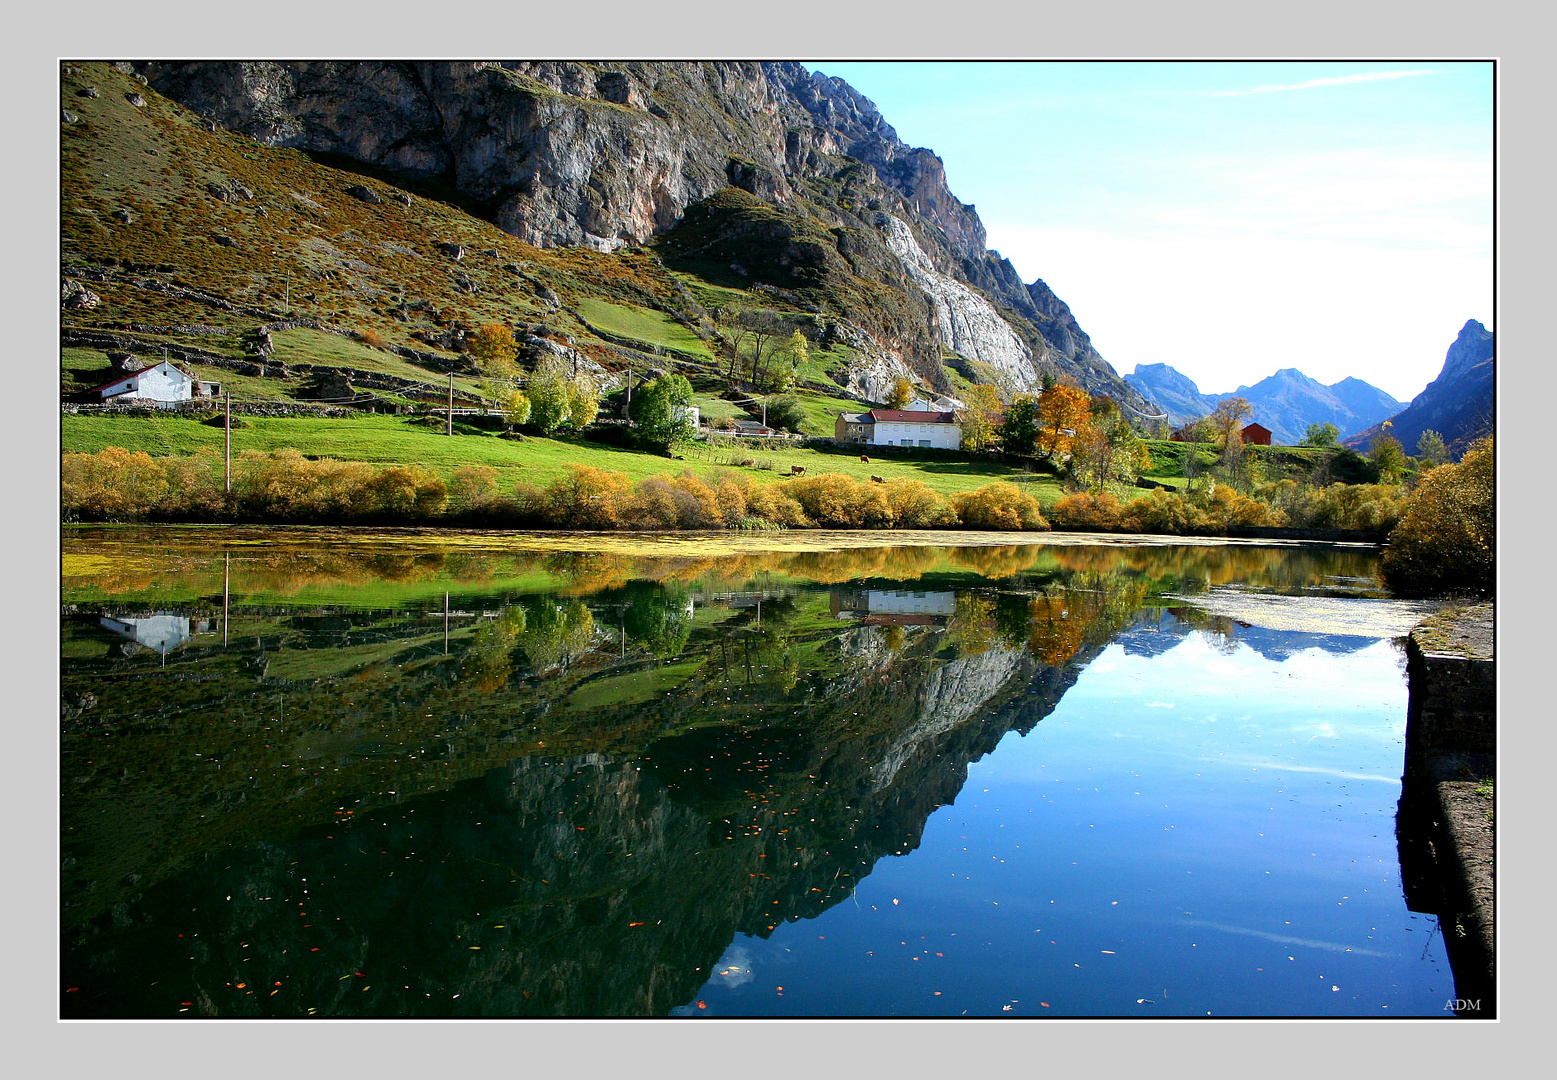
<box><xmin>61</xmin><ymin>447</ymin><xmax>169</xmax><ymax>520</ymax></box>
<box><xmin>784</xmin><ymin>473</ymin><xmax>892</xmax><ymax>528</ymax></box>
<box><xmin>881</xmin><ymin>478</ymin><xmax>955</xmax><ymax>528</ymax></box>
<box><xmin>1050</xmin><ymin>490</ymin><xmax>1123</xmax><ymax>531</ymax></box>
<box><xmin>1382</xmin><ymin>437</ymin><xmax>1494</xmax><ymax>595</ymax></box>
<box><xmin>543</xmin><ymin>465</ymin><xmax>633</xmax><ymax>529</ymax></box>
<box><xmin>950</xmin><ymin>482</ymin><xmax>1049</xmax><ymax>531</ymax></box>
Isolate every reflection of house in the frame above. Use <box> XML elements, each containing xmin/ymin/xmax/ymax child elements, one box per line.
<box><xmin>833</xmin><ymin>408</ymin><xmax>961</xmax><ymax>449</ymax></box>
<box><xmin>830</xmin><ymin>589</ymin><xmax>956</xmax><ymax>627</ymax></box>
<box><xmin>99</xmin><ymin>613</ymin><xmax>208</xmax><ymax>654</ymax></box>
<box><xmin>90</xmin><ymin>360</ymin><xmax>220</xmax><ymax>406</ymax></box>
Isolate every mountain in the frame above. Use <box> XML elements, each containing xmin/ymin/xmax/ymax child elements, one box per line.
<box><xmin>62</xmin><ymin>60</ymin><xmax>1157</xmax><ymax>414</ymax></box>
<box><xmin>1220</xmin><ymin>368</ymin><xmax>1404</xmax><ymax>447</ymax></box>
<box><xmin>1124</xmin><ymin>362</ymin><xmax>1402</xmax><ymax>445</ymax></box>
<box><xmin>1345</xmin><ymin>319</ymin><xmax>1494</xmax><ymax>457</ymax></box>
<box><xmin>1122</xmin><ymin>363</ymin><xmax>1220</xmax><ymax>427</ymax></box>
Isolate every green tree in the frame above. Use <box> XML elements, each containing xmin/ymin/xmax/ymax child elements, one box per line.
<box><xmin>764</xmin><ymin>393</ymin><xmax>806</xmax><ymax>434</ymax></box>
<box><xmin>999</xmin><ymin>394</ymin><xmax>1039</xmax><ymax>456</ymax></box>
<box><xmin>1416</xmin><ymin>428</ymin><xmax>1450</xmax><ymax>467</ymax></box>
<box><xmin>527</xmin><ymin>363</ymin><xmax>572</xmax><ymax>435</ymax></box>
<box><xmin>1370</xmin><ymin>433</ymin><xmax>1408</xmax><ymax>483</ymax></box>
<box><xmin>503</xmin><ymin>389</ymin><xmax>532</xmax><ymax>429</ymax></box>
<box><xmin>567</xmin><ymin>376</ymin><xmax>600</xmax><ymax>429</ymax></box>
<box><xmin>467</xmin><ymin>323</ymin><xmax>519</xmax><ymax>378</ymax></box>
<box><xmin>887</xmin><ymin>376</ymin><xmax>914</xmax><ymax>410</ymax></box>
<box><xmin>629</xmin><ymin>373</ymin><xmax>696</xmax><ymax>451</ymax></box>
<box><xmin>1303</xmin><ymin>422</ymin><xmax>1340</xmax><ymax>448</ymax></box>
<box><xmin>768</xmin><ymin>329</ymin><xmax>808</xmax><ymax>392</ymax></box>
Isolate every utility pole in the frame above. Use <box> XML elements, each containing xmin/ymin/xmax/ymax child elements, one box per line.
<box><xmin>447</xmin><ymin>373</ymin><xmax>454</xmax><ymax>436</ymax></box>
<box><xmin>224</xmin><ymin>391</ymin><xmax>232</xmax><ymax>492</ymax></box>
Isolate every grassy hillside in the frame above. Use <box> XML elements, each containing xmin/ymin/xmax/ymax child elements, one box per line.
<box><xmin>61</xmin><ymin>413</ymin><xmax>1063</xmax><ymax>503</ymax></box>
<box><xmin>59</xmin><ymin>62</ymin><xmax>873</xmax><ymax>421</ymax></box>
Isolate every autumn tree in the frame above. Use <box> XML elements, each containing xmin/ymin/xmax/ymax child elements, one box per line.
<box><xmin>567</xmin><ymin>373</ymin><xmax>601</xmax><ymax>429</ymax></box>
<box><xmin>960</xmin><ymin>384</ymin><xmax>1004</xmax><ymax>451</ymax></box>
<box><xmin>1208</xmin><ymin>397</ymin><xmax>1254</xmax><ymax>453</ymax></box>
<box><xmin>467</xmin><ymin>323</ymin><xmax>519</xmax><ymax>378</ymax></box>
<box><xmin>1036</xmin><ymin>384</ymin><xmax>1092</xmax><ymax>461</ymax></box>
<box><xmin>1070</xmin><ymin>398</ymin><xmax>1151</xmax><ymax>491</ymax></box>
<box><xmin>1382</xmin><ymin>436</ymin><xmax>1494</xmax><ymax>596</ymax></box>
<box><xmin>887</xmin><ymin>376</ymin><xmax>914</xmax><ymax>410</ymax></box>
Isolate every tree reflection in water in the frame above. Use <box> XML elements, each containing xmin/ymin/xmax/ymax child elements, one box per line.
<box><xmin>60</xmin><ymin>528</ymin><xmax>1407</xmax><ymax>1018</ymax></box>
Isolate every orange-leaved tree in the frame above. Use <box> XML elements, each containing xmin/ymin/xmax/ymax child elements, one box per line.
<box><xmin>1036</xmin><ymin>384</ymin><xmax>1092</xmax><ymax>461</ymax></box>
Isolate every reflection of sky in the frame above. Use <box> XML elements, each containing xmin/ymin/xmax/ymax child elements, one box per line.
<box><xmin>1072</xmin><ymin>633</ymin><xmax>1407</xmax><ymax>751</ymax></box>
<box><xmin>678</xmin><ymin>629</ymin><xmax>1449</xmax><ymax>1019</ymax></box>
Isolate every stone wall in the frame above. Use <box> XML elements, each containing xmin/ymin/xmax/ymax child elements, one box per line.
<box><xmin>1403</xmin><ymin>608</ymin><xmax>1496</xmax><ymax>774</ymax></box>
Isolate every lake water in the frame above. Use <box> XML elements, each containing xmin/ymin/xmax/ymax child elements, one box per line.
<box><xmin>60</xmin><ymin>527</ymin><xmax>1455</xmax><ymax>1018</ymax></box>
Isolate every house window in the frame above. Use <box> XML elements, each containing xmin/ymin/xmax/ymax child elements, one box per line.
<box><xmin>918</xmin><ymin>440</ymin><xmax>931</xmax><ymax>447</ymax></box>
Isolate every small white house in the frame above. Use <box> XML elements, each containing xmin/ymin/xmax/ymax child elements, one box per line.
<box><xmin>91</xmin><ymin>360</ymin><xmax>210</xmax><ymax>406</ymax></box>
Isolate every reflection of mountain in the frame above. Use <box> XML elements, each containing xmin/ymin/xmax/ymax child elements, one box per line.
<box><xmin>62</xmin><ymin>614</ymin><xmax>1094</xmax><ymax>1018</ymax></box>
<box><xmin>60</xmin><ymin>538</ymin><xmax>1393</xmax><ymax>1018</ymax></box>
<box><xmin>1226</xmin><ymin>623</ymin><xmax>1384</xmax><ymax>662</ymax></box>
<box><xmin>1114</xmin><ymin>609</ymin><xmax>1383</xmax><ymax>662</ymax></box>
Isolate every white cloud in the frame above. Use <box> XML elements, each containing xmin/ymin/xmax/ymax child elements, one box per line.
<box><xmin>1207</xmin><ymin>70</ymin><xmax>1442</xmax><ymax>97</ymax></box>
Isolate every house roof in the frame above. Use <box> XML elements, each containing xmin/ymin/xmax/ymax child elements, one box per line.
<box><xmin>1241</xmin><ymin>422</ymin><xmax>1272</xmax><ymax>434</ymax></box>
<box><xmin>866</xmin><ymin>409</ymin><xmax>958</xmax><ymax>424</ymax></box>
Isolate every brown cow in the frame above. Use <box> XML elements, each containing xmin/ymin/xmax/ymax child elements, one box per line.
<box><xmin>790</xmin><ymin>465</ymin><xmax>806</xmax><ymax>475</ymax></box>
<box><xmin>860</xmin><ymin>455</ymin><xmax>870</xmax><ymax>464</ymax></box>
<box><xmin>870</xmin><ymin>475</ymin><xmax>885</xmax><ymax>483</ymax></box>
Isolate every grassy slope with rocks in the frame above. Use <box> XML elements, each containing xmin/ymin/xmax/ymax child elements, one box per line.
<box><xmin>59</xmin><ymin>61</ymin><xmax>996</xmax><ymax>477</ymax></box>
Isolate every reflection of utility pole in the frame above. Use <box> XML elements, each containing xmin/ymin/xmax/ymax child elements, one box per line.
<box><xmin>444</xmin><ymin>591</ymin><xmax>450</xmax><ymax>655</ymax></box>
<box><xmin>223</xmin><ymin>552</ymin><xmax>230</xmax><ymax>645</ymax></box>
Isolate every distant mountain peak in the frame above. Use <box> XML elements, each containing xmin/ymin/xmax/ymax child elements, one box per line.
<box><xmin>1125</xmin><ymin>361</ymin><xmax>1402</xmax><ymax>445</ymax></box>
<box><xmin>1345</xmin><ymin>320</ymin><xmax>1493</xmax><ymax>456</ymax></box>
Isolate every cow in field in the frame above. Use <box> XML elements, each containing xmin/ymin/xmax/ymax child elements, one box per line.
<box><xmin>860</xmin><ymin>455</ymin><xmax>870</xmax><ymax>464</ymax></box>
<box><xmin>790</xmin><ymin>465</ymin><xmax>806</xmax><ymax>475</ymax></box>
<box><xmin>870</xmin><ymin>475</ymin><xmax>885</xmax><ymax>483</ymax></box>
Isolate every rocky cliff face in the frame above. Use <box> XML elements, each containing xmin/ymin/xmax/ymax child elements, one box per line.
<box><xmin>135</xmin><ymin>59</ymin><xmax>1156</xmax><ymax>406</ymax></box>
<box><xmin>1345</xmin><ymin>319</ymin><xmax>1494</xmax><ymax>456</ymax></box>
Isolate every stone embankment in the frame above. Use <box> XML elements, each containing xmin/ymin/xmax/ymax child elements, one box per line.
<box><xmin>1398</xmin><ymin>602</ymin><xmax>1495</xmax><ymax>1017</ymax></box>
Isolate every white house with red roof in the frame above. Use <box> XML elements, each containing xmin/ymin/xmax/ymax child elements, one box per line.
<box><xmin>834</xmin><ymin>406</ymin><xmax>962</xmax><ymax>450</ymax></box>
<box><xmin>90</xmin><ymin>360</ymin><xmax>218</xmax><ymax>406</ymax></box>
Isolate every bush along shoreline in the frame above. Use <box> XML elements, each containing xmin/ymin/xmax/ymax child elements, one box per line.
<box><xmin>60</xmin><ymin>440</ymin><xmax>1496</xmax><ymax>598</ymax></box>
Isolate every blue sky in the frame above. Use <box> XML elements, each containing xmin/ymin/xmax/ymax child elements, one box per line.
<box><xmin>801</xmin><ymin>61</ymin><xmax>1493</xmax><ymax>403</ymax></box>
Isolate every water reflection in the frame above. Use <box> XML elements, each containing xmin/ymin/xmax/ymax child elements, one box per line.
<box><xmin>60</xmin><ymin>529</ymin><xmax>1446</xmax><ymax>1018</ymax></box>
